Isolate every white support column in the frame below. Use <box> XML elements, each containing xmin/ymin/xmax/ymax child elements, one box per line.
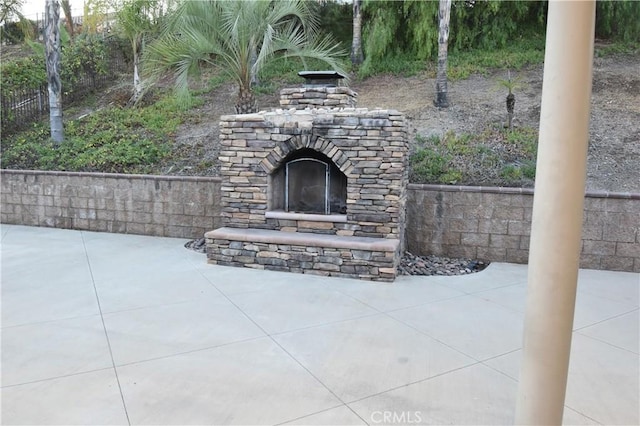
<box><xmin>515</xmin><ymin>1</ymin><xmax>596</xmax><ymax>424</ymax></box>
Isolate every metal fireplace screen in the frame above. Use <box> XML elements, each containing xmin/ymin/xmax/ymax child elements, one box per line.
<box><xmin>285</xmin><ymin>158</ymin><xmax>346</xmax><ymax>215</ymax></box>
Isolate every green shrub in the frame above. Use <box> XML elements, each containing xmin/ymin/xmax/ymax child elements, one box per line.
<box><xmin>500</xmin><ymin>164</ymin><xmax>523</xmax><ymax>181</ymax></box>
<box><xmin>410</xmin><ymin>148</ymin><xmax>450</xmax><ymax>182</ymax></box>
<box><xmin>0</xmin><ymin>55</ymin><xmax>47</xmax><ymax>95</ymax></box>
<box><xmin>0</xmin><ymin>93</ymin><xmax>190</xmax><ymax>173</ymax></box>
<box><xmin>409</xmin><ymin>127</ymin><xmax>538</xmax><ymax>187</ymax></box>
<box><xmin>1</xmin><ymin>33</ymin><xmax>111</xmax><ymax>97</ymax></box>
<box><xmin>61</xmin><ymin>33</ymin><xmax>109</xmax><ymax>90</ymax></box>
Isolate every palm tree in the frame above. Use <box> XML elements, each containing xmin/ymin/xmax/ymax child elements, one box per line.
<box><xmin>116</xmin><ymin>0</ymin><xmax>162</xmax><ymax>104</ymax></box>
<box><xmin>146</xmin><ymin>0</ymin><xmax>346</xmax><ymax>114</ymax></box>
<box><xmin>45</xmin><ymin>0</ymin><xmax>63</xmax><ymax>144</ymax></box>
<box><xmin>434</xmin><ymin>0</ymin><xmax>451</xmax><ymax>108</ymax></box>
<box><xmin>350</xmin><ymin>0</ymin><xmax>363</xmax><ymax>67</ymax></box>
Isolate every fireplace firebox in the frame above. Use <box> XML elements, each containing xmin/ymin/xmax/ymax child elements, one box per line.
<box><xmin>270</xmin><ymin>149</ymin><xmax>347</xmax><ymax>215</ymax></box>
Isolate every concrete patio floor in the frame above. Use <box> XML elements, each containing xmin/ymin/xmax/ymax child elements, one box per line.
<box><xmin>1</xmin><ymin>224</ymin><xmax>638</xmax><ymax>425</ymax></box>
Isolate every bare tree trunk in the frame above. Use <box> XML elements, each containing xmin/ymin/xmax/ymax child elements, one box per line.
<box><xmin>506</xmin><ymin>92</ymin><xmax>515</xmax><ymax>129</ymax></box>
<box><xmin>132</xmin><ymin>36</ymin><xmax>143</xmax><ymax>103</ymax></box>
<box><xmin>61</xmin><ymin>0</ymin><xmax>74</xmax><ymax>38</ymax></box>
<box><xmin>350</xmin><ymin>0</ymin><xmax>363</xmax><ymax>67</ymax></box>
<box><xmin>435</xmin><ymin>0</ymin><xmax>451</xmax><ymax>108</ymax></box>
<box><xmin>45</xmin><ymin>0</ymin><xmax>64</xmax><ymax>144</ymax></box>
<box><xmin>250</xmin><ymin>41</ymin><xmax>259</xmax><ymax>87</ymax></box>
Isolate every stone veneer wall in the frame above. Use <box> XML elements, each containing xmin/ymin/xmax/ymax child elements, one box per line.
<box><xmin>218</xmin><ymin>108</ymin><xmax>408</xmax><ymax>243</ymax></box>
<box><xmin>205</xmin><ymin>227</ymin><xmax>398</xmax><ymax>280</ymax></box>
<box><xmin>0</xmin><ymin>170</ymin><xmax>221</xmax><ymax>238</ymax></box>
<box><xmin>407</xmin><ymin>184</ymin><xmax>640</xmax><ymax>272</ymax></box>
<box><xmin>279</xmin><ymin>87</ymin><xmax>357</xmax><ymax>109</ymax></box>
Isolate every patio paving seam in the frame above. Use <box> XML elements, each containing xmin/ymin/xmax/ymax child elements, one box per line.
<box><xmin>573</xmin><ymin>328</ymin><xmax>640</xmax><ymax>356</ymax></box>
<box><xmin>459</xmin><ymin>279</ymin><xmax>527</xmax><ymax>296</ymax></box>
<box><xmin>266</xmin><ymin>311</ymin><xmax>383</xmax><ymax>338</ymax></box>
<box><xmin>186</xmin><ymin>258</ymin><xmax>359</xmax><ymax>416</ymax></box>
<box><xmin>274</xmin><ymin>403</ymin><xmax>363</xmax><ymax>426</ymax></box>
<box><xmin>0</xmin><ymin>366</ymin><xmax>115</xmax><ymax>389</ymax></box>
<box><xmin>382</xmin><ymin>311</ymin><xmax>497</xmax><ymax>363</ymax></box>
<box><xmin>343</xmin><ymin>360</ymin><xmax>485</xmax><ymax>405</ymax></box>
<box><xmin>80</xmin><ymin>231</ymin><xmax>132</xmax><ymax>426</ymax></box>
<box><xmin>563</xmin><ymin>405</ymin><xmax>605</xmax><ymax>425</ymax></box>
<box><xmin>572</xmin><ymin>306</ymin><xmax>639</xmax><ymax>333</ymax></box>
<box><xmin>109</xmin><ymin>335</ymin><xmax>266</xmax><ymax>368</ymax></box>
<box><xmin>0</xmin><ymin>312</ymin><xmax>104</xmax><ymax>330</ymax></box>
<box><xmin>370</xmin><ymin>292</ymin><xmax>471</xmax><ymax>316</ymax></box>
<box><xmin>97</xmin><ymin>295</ymin><xmax>229</xmax><ymax>316</ymax></box>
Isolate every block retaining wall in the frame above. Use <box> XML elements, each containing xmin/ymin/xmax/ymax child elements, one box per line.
<box><xmin>0</xmin><ymin>170</ymin><xmax>221</xmax><ymax>239</ymax></box>
<box><xmin>407</xmin><ymin>184</ymin><xmax>640</xmax><ymax>273</ymax></box>
<box><xmin>2</xmin><ymin>170</ymin><xmax>638</xmax><ymax>273</ymax></box>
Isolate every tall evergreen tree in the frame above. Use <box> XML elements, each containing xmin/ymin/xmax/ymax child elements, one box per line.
<box><xmin>45</xmin><ymin>0</ymin><xmax>63</xmax><ymax>144</ymax></box>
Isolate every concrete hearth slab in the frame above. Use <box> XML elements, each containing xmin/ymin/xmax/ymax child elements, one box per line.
<box><xmin>205</xmin><ymin>226</ymin><xmax>399</xmax><ymax>251</ymax></box>
<box><xmin>1</xmin><ymin>224</ymin><xmax>638</xmax><ymax>425</ymax></box>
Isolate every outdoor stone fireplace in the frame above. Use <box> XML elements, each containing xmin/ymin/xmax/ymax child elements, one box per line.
<box><xmin>205</xmin><ymin>86</ymin><xmax>408</xmax><ymax>281</ymax></box>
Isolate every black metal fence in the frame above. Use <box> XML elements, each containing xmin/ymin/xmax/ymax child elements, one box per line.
<box><xmin>1</xmin><ymin>41</ymin><xmax>128</xmax><ymax>135</ymax></box>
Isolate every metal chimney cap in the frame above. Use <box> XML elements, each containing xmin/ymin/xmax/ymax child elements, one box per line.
<box><xmin>298</xmin><ymin>71</ymin><xmax>347</xmax><ymax>87</ymax></box>
<box><xmin>298</xmin><ymin>71</ymin><xmax>347</xmax><ymax>79</ymax></box>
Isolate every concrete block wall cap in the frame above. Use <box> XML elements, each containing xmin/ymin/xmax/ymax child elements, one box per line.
<box><xmin>220</xmin><ymin>113</ymin><xmax>265</xmax><ymax>121</ymax></box>
<box><xmin>205</xmin><ymin>227</ymin><xmax>399</xmax><ymax>252</ymax></box>
<box><xmin>405</xmin><ymin>183</ymin><xmax>639</xmax><ymax>200</ymax></box>
<box><xmin>0</xmin><ymin>169</ymin><xmax>223</xmax><ymax>182</ymax></box>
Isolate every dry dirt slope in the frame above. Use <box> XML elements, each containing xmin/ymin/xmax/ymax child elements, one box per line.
<box><xmin>173</xmin><ymin>54</ymin><xmax>639</xmax><ymax>193</ymax></box>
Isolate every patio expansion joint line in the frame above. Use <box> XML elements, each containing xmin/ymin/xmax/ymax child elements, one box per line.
<box><xmin>272</xmin><ymin>404</ymin><xmax>359</xmax><ymax>426</ymax></box>
<box><xmin>190</xmin><ymin>263</ymin><xmax>366</xmax><ymax>424</ymax></box>
<box><xmin>374</xmin><ymin>292</ymin><xmax>472</xmax><ymax>316</ymax></box>
<box><xmin>0</xmin><ymin>312</ymin><xmax>104</xmax><ymax>330</ymax></box>
<box><xmin>459</xmin><ymin>279</ymin><xmax>527</xmax><ymax>296</ymax></box>
<box><xmin>0</xmin><ymin>366</ymin><xmax>116</xmax><ymax>389</ymax></box>
<box><xmin>573</xmin><ymin>328</ymin><xmax>640</xmax><ymax>356</ymax></box>
<box><xmin>80</xmin><ymin>231</ymin><xmax>132</xmax><ymax>426</ymax></box>
<box><xmin>382</xmin><ymin>310</ymin><xmax>485</xmax><ymax>364</ymax></box>
<box><xmin>573</xmin><ymin>306</ymin><xmax>639</xmax><ymax>333</ymax></box>
<box><xmin>344</xmin><ymin>359</ymin><xmax>485</xmax><ymax>407</ymax></box>
<box><xmin>564</xmin><ymin>405</ymin><xmax>605</xmax><ymax>425</ymax></box>
<box><xmin>267</xmin><ymin>311</ymin><xmax>383</xmax><ymax>338</ymax></box>
<box><xmin>110</xmin><ymin>335</ymin><xmax>266</xmax><ymax>369</ymax></box>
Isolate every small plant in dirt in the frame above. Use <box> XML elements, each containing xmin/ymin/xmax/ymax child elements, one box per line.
<box><xmin>496</xmin><ymin>70</ymin><xmax>525</xmax><ymax>129</ymax></box>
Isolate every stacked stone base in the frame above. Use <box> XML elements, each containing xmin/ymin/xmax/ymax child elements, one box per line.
<box><xmin>205</xmin><ymin>227</ymin><xmax>399</xmax><ymax>281</ymax></box>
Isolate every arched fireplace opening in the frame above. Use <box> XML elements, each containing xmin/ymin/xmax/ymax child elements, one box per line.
<box><xmin>270</xmin><ymin>148</ymin><xmax>347</xmax><ymax>215</ymax></box>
